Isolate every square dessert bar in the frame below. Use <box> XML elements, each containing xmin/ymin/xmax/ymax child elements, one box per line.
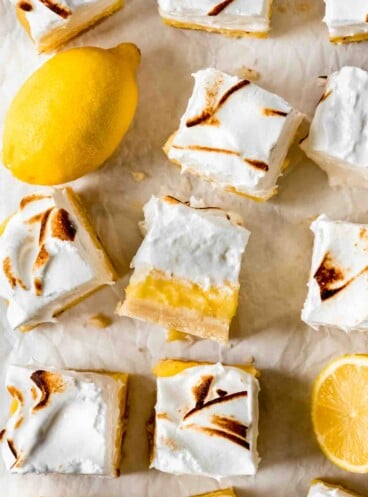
<box><xmin>157</xmin><ymin>0</ymin><xmax>273</xmax><ymax>38</ymax></box>
<box><xmin>308</xmin><ymin>480</ymin><xmax>363</xmax><ymax>497</ymax></box>
<box><xmin>151</xmin><ymin>360</ymin><xmax>260</xmax><ymax>477</ymax></box>
<box><xmin>302</xmin><ymin>215</ymin><xmax>368</xmax><ymax>332</ymax></box>
<box><xmin>0</xmin><ymin>187</ymin><xmax>116</xmax><ymax>330</ymax></box>
<box><xmin>0</xmin><ymin>365</ymin><xmax>128</xmax><ymax>476</ymax></box>
<box><xmin>301</xmin><ymin>67</ymin><xmax>368</xmax><ymax>188</ymax></box>
<box><xmin>12</xmin><ymin>0</ymin><xmax>124</xmax><ymax>52</ymax></box>
<box><xmin>117</xmin><ymin>195</ymin><xmax>250</xmax><ymax>342</ymax></box>
<box><xmin>323</xmin><ymin>0</ymin><xmax>368</xmax><ymax>43</ymax></box>
<box><xmin>164</xmin><ymin>68</ymin><xmax>303</xmax><ymax>201</ymax></box>
<box><xmin>190</xmin><ymin>490</ymin><xmax>237</xmax><ymax>497</ymax></box>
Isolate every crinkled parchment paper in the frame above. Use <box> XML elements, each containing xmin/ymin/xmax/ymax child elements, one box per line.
<box><xmin>2</xmin><ymin>1</ymin><xmax>368</xmax><ymax>496</ymax></box>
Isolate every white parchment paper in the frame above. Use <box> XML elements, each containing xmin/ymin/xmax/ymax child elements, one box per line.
<box><xmin>2</xmin><ymin>1</ymin><xmax>368</xmax><ymax>496</ymax></box>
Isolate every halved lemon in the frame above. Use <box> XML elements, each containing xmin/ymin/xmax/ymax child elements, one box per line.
<box><xmin>312</xmin><ymin>354</ymin><xmax>368</xmax><ymax>473</ymax></box>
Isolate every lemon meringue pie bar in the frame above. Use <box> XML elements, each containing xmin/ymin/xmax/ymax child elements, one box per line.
<box><xmin>323</xmin><ymin>0</ymin><xmax>368</xmax><ymax>43</ymax></box>
<box><xmin>12</xmin><ymin>0</ymin><xmax>124</xmax><ymax>52</ymax></box>
<box><xmin>117</xmin><ymin>195</ymin><xmax>250</xmax><ymax>342</ymax></box>
<box><xmin>0</xmin><ymin>365</ymin><xmax>128</xmax><ymax>476</ymax></box>
<box><xmin>157</xmin><ymin>0</ymin><xmax>273</xmax><ymax>37</ymax></box>
<box><xmin>0</xmin><ymin>188</ymin><xmax>116</xmax><ymax>330</ymax></box>
<box><xmin>301</xmin><ymin>67</ymin><xmax>368</xmax><ymax>188</ymax></box>
<box><xmin>308</xmin><ymin>480</ymin><xmax>364</xmax><ymax>497</ymax></box>
<box><xmin>302</xmin><ymin>215</ymin><xmax>368</xmax><ymax>332</ymax></box>
<box><xmin>151</xmin><ymin>360</ymin><xmax>260</xmax><ymax>477</ymax></box>
<box><xmin>164</xmin><ymin>68</ymin><xmax>303</xmax><ymax>201</ymax></box>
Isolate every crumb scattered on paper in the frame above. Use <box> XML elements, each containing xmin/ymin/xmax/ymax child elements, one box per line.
<box><xmin>236</xmin><ymin>66</ymin><xmax>260</xmax><ymax>81</ymax></box>
<box><xmin>87</xmin><ymin>313</ymin><xmax>112</xmax><ymax>328</ymax></box>
<box><xmin>296</xmin><ymin>1</ymin><xmax>311</xmax><ymax>13</ymax></box>
<box><xmin>277</xmin><ymin>2</ymin><xmax>287</xmax><ymax>13</ymax></box>
<box><xmin>132</xmin><ymin>171</ymin><xmax>146</xmax><ymax>182</ymax></box>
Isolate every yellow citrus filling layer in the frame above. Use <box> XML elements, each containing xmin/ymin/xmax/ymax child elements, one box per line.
<box><xmin>153</xmin><ymin>359</ymin><xmax>259</xmax><ymax>378</ymax></box>
<box><xmin>126</xmin><ymin>271</ymin><xmax>239</xmax><ymax>321</ymax></box>
<box><xmin>191</xmin><ymin>489</ymin><xmax>236</xmax><ymax>497</ymax></box>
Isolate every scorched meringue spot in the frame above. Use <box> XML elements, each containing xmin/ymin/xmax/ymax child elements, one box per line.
<box><xmin>0</xmin><ymin>365</ymin><xmax>128</xmax><ymax>476</ymax></box>
<box><xmin>308</xmin><ymin>480</ymin><xmax>364</xmax><ymax>497</ymax></box>
<box><xmin>117</xmin><ymin>195</ymin><xmax>250</xmax><ymax>343</ymax></box>
<box><xmin>0</xmin><ymin>188</ymin><xmax>116</xmax><ymax>331</ymax></box>
<box><xmin>12</xmin><ymin>0</ymin><xmax>124</xmax><ymax>52</ymax></box>
<box><xmin>301</xmin><ymin>67</ymin><xmax>368</xmax><ymax>189</ymax></box>
<box><xmin>164</xmin><ymin>68</ymin><xmax>303</xmax><ymax>201</ymax></box>
<box><xmin>157</xmin><ymin>0</ymin><xmax>273</xmax><ymax>37</ymax></box>
<box><xmin>302</xmin><ymin>215</ymin><xmax>368</xmax><ymax>332</ymax></box>
<box><xmin>323</xmin><ymin>0</ymin><xmax>368</xmax><ymax>43</ymax></box>
<box><xmin>151</xmin><ymin>360</ymin><xmax>260</xmax><ymax>478</ymax></box>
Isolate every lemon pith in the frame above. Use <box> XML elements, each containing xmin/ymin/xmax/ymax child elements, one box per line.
<box><xmin>312</xmin><ymin>354</ymin><xmax>368</xmax><ymax>473</ymax></box>
<box><xmin>2</xmin><ymin>43</ymin><xmax>140</xmax><ymax>185</ymax></box>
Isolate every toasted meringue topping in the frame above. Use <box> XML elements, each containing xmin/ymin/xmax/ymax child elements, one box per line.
<box><xmin>186</xmin><ymin>79</ymin><xmax>250</xmax><ymax>127</ymax></box>
<box><xmin>10</xmin><ymin>0</ymin><xmax>122</xmax><ymax>47</ymax></box>
<box><xmin>313</xmin><ymin>251</ymin><xmax>345</xmax><ymax>300</ymax></box>
<box><xmin>33</xmin><ymin>245</ymin><xmax>50</xmax><ymax>272</ymax></box>
<box><xmin>39</xmin><ymin>0</ymin><xmax>71</xmax><ymax>17</ymax></box>
<box><xmin>323</xmin><ymin>0</ymin><xmax>368</xmax><ymax>40</ymax></box>
<box><xmin>17</xmin><ymin>0</ymin><xmax>33</xmax><ymax>10</ymax></box>
<box><xmin>262</xmin><ymin>107</ymin><xmax>289</xmax><ymax>117</ymax></box>
<box><xmin>157</xmin><ymin>0</ymin><xmax>273</xmax><ymax>34</ymax></box>
<box><xmin>20</xmin><ymin>194</ymin><xmax>51</xmax><ymax>211</ymax></box>
<box><xmin>302</xmin><ymin>215</ymin><xmax>368</xmax><ymax>332</ymax></box>
<box><xmin>50</xmin><ymin>208</ymin><xmax>76</xmax><ymax>241</ymax></box>
<box><xmin>30</xmin><ymin>370</ymin><xmax>65</xmax><ymax>411</ymax></box>
<box><xmin>301</xmin><ymin>67</ymin><xmax>368</xmax><ymax>188</ymax></box>
<box><xmin>131</xmin><ymin>196</ymin><xmax>250</xmax><ymax>290</ymax></box>
<box><xmin>1</xmin><ymin>365</ymin><xmax>126</xmax><ymax>476</ymax></box>
<box><xmin>166</xmin><ymin>69</ymin><xmax>303</xmax><ymax>200</ymax></box>
<box><xmin>151</xmin><ymin>363</ymin><xmax>260</xmax><ymax>477</ymax></box>
<box><xmin>208</xmin><ymin>0</ymin><xmax>235</xmax><ymax>16</ymax></box>
<box><xmin>2</xmin><ymin>257</ymin><xmax>27</xmax><ymax>291</ymax></box>
<box><xmin>0</xmin><ymin>188</ymin><xmax>115</xmax><ymax>330</ymax></box>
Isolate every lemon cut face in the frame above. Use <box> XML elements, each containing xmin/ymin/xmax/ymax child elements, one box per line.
<box><xmin>312</xmin><ymin>354</ymin><xmax>368</xmax><ymax>473</ymax></box>
<box><xmin>2</xmin><ymin>43</ymin><xmax>140</xmax><ymax>185</ymax></box>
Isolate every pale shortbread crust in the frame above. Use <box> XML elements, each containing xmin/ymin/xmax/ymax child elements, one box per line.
<box><xmin>117</xmin><ymin>297</ymin><xmax>229</xmax><ymax>343</ymax></box>
<box><xmin>162</xmin><ymin>16</ymin><xmax>269</xmax><ymax>38</ymax></box>
<box><xmin>330</xmin><ymin>32</ymin><xmax>368</xmax><ymax>44</ymax></box>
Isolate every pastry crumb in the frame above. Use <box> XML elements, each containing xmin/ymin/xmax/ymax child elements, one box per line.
<box><xmin>88</xmin><ymin>313</ymin><xmax>112</xmax><ymax>328</ymax></box>
<box><xmin>131</xmin><ymin>171</ymin><xmax>146</xmax><ymax>182</ymax></box>
<box><xmin>296</xmin><ymin>1</ymin><xmax>310</xmax><ymax>12</ymax></box>
<box><xmin>277</xmin><ymin>2</ymin><xmax>287</xmax><ymax>12</ymax></box>
<box><xmin>235</xmin><ymin>66</ymin><xmax>260</xmax><ymax>81</ymax></box>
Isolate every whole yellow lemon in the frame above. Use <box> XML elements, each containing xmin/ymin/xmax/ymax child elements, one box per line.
<box><xmin>2</xmin><ymin>43</ymin><xmax>140</xmax><ymax>185</ymax></box>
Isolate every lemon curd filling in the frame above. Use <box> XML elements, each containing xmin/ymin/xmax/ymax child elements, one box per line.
<box><xmin>126</xmin><ymin>270</ymin><xmax>239</xmax><ymax>321</ymax></box>
<box><xmin>191</xmin><ymin>489</ymin><xmax>237</xmax><ymax>497</ymax></box>
<box><xmin>153</xmin><ymin>359</ymin><xmax>260</xmax><ymax>378</ymax></box>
